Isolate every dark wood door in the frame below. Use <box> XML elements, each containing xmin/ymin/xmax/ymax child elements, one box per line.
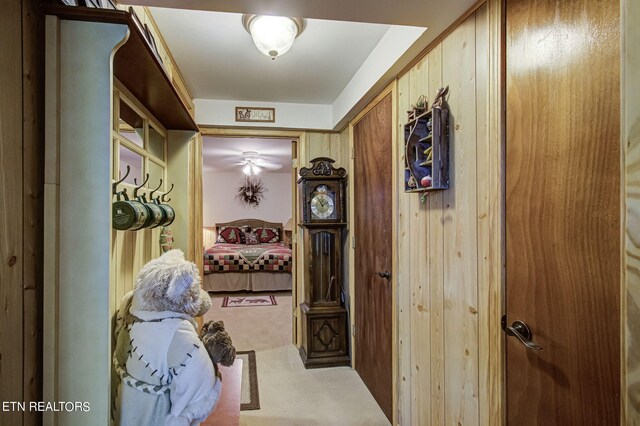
<box><xmin>354</xmin><ymin>94</ymin><xmax>393</xmax><ymax>421</ymax></box>
<box><xmin>505</xmin><ymin>0</ymin><xmax>620</xmax><ymax>424</ymax></box>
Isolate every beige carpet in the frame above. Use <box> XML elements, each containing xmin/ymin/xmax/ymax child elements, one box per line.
<box><xmin>203</xmin><ymin>291</ymin><xmax>390</xmax><ymax>426</ymax></box>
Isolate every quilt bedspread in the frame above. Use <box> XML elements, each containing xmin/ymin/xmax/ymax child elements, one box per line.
<box><xmin>203</xmin><ymin>242</ymin><xmax>292</xmax><ymax>273</ymax></box>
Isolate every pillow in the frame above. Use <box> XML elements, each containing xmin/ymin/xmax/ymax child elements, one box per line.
<box><xmin>255</xmin><ymin>227</ymin><xmax>280</xmax><ymax>243</ymax></box>
<box><xmin>216</xmin><ymin>226</ymin><xmax>245</xmax><ymax>244</ymax></box>
<box><xmin>243</xmin><ymin>230</ymin><xmax>260</xmax><ymax>245</ymax></box>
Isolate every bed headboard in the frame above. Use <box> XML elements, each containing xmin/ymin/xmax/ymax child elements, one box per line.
<box><xmin>215</xmin><ymin>219</ymin><xmax>283</xmax><ymax>233</ymax></box>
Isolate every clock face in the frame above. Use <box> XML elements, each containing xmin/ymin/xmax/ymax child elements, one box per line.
<box><xmin>311</xmin><ymin>193</ymin><xmax>335</xmax><ymax>219</ymax></box>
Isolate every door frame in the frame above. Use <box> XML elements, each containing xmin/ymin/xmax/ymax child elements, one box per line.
<box><xmin>199</xmin><ymin>126</ymin><xmax>304</xmax><ymax>346</ymax></box>
<box><xmin>347</xmin><ymin>82</ymin><xmax>398</xmax><ymax>423</ymax></box>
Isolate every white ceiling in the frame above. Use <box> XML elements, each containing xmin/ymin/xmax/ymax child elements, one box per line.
<box><xmin>141</xmin><ymin>0</ymin><xmax>475</xmax><ymax>129</ymax></box>
<box><xmin>135</xmin><ymin>0</ymin><xmax>473</xmax><ymax>28</ymax></box>
<box><xmin>202</xmin><ymin>136</ymin><xmax>292</xmax><ymax>173</ymax></box>
<box><xmin>150</xmin><ymin>8</ymin><xmax>391</xmax><ymax>104</ymax></box>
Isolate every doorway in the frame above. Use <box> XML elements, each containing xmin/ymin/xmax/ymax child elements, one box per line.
<box><xmin>200</xmin><ymin>134</ymin><xmax>297</xmax><ymax>333</ymax></box>
<box><xmin>504</xmin><ymin>0</ymin><xmax>620</xmax><ymax>423</ymax></box>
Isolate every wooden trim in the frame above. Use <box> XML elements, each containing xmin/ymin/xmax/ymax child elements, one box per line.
<box><xmin>199</xmin><ymin>126</ymin><xmax>307</xmax><ymax>138</ymax></box>
<box><xmin>350</xmin><ymin>82</ymin><xmax>395</xmax><ymax>126</ymax></box>
<box><xmin>143</xmin><ymin>6</ymin><xmax>195</xmax><ymax>108</ymax></box>
<box><xmin>347</xmin><ymin>123</ymin><xmax>355</xmax><ymax>370</ymax></box>
<box><xmin>480</xmin><ymin>0</ymin><xmax>505</xmax><ymax>424</ymax></box>
<box><xmin>291</xmin><ymin>139</ymin><xmax>299</xmax><ymax>346</ymax></box>
<box><xmin>398</xmin><ymin>0</ymin><xmax>487</xmax><ymax>78</ymax></box>
<box><xmin>390</xmin><ymin>78</ymin><xmax>399</xmax><ymax>426</ymax></box>
<box><xmin>23</xmin><ymin>0</ymin><xmax>45</xmax><ymax>419</ymax></box>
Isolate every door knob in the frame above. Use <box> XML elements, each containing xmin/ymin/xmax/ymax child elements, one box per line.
<box><xmin>505</xmin><ymin>320</ymin><xmax>543</xmax><ymax>350</ymax></box>
<box><xmin>375</xmin><ymin>271</ymin><xmax>391</xmax><ymax>280</ymax></box>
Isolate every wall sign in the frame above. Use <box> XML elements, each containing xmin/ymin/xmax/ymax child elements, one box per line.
<box><xmin>235</xmin><ymin>107</ymin><xmax>275</xmax><ymax>123</ymax></box>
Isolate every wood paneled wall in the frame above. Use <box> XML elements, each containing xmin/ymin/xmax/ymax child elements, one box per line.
<box><xmin>1</xmin><ymin>0</ymin><xmax>44</xmax><ymax>424</ymax></box>
<box><xmin>395</xmin><ymin>2</ymin><xmax>502</xmax><ymax>424</ymax></box>
<box><xmin>111</xmin><ymin>131</ymin><xmax>199</xmax><ymax>315</ymax></box>
<box><xmin>623</xmin><ymin>0</ymin><xmax>640</xmax><ymax>422</ymax></box>
<box><xmin>305</xmin><ymin>131</ymin><xmax>350</xmax><ymax>169</ymax></box>
<box><xmin>110</xmin><ymin>228</ymin><xmax>163</xmax><ymax>314</ymax></box>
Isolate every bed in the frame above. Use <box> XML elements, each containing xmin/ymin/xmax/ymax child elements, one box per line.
<box><xmin>203</xmin><ymin>219</ymin><xmax>293</xmax><ymax>292</ymax></box>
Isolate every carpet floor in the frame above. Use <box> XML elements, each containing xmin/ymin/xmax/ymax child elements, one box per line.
<box><xmin>203</xmin><ymin>291</ymin><xmax>390</xmax><ymax>426</ymax></box>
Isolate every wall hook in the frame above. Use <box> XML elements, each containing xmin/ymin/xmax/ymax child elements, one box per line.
<box><xmin>161</xmin><ymin>183</ymin><xmax>174</xmax><ymax>203</ymax></box>
<box><xmin>133</xmin><ymin>173</ymin><xmax>149</xmax><ymax>199</ymax></box>
<box><xmin>149</xmin><ymin>178</ymin><xmax>163</xmax><ymax>202</ymax></box>
<box><xmin>112</xmin><ymin>165</ymin><xmax>130</xmax><ymax>195</ymax></box>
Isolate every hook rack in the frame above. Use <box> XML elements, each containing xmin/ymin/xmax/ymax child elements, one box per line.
<box><xmin>133</xmin><ymin>173</ymin><xmax>149</xmax><ymax>199</ymax></box>
<box><xmin>112</xmin><ymin>165</ymin><xmax>130</xmax><ymax>195</ymax></box>
<box><xmin>161</xmin><ymin>183</ymin><xmax>174</xmax><ymax>203</ymax></box>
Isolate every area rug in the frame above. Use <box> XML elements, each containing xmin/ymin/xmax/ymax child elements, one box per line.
<box><xmin>237</xmin><ymin>350</ymin><xmax>260</xmax><ymax>411</ymax></box>
<box><xmin>222</xmin><ymin>295</ymin><xmax>277</xmax><ymax>307</ymax></box>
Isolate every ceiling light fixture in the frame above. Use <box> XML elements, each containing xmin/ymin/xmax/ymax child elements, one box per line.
<box><xmin>242</xmin><ymin>14</ymin><xmax>305</xmax><ymax>60</ymax></box>
<box><xmin>242</xmin><ymin>161</ymin><xmax>261</xmax><ymax>176</ymax></box>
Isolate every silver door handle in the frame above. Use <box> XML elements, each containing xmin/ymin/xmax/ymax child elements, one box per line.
<box><xmin>375</xmin><ymin>271</ymin><xmax>391</xmax><ymax>280</ymax></box>
<box><xmin>506</xmin><ymin>320</ymin><xmax>543</xmax><ymax>350</ymax></box>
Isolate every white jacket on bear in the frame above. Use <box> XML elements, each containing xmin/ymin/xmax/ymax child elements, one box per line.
<box><xmin>114</xmin><ymin>296</ymin><xmax>221</xmax><ymax>426</ymax></box>
<box><xmin>113</xmin><ymin>250</ymin><xmax>221</xmax><ymax>426</ymax></box>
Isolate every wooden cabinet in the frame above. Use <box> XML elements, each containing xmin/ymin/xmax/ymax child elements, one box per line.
<box><xmin>298</xmin><ymin>158</ymin><xmax>350</xmax><ymax>368</ymax></box>
<box><xmin>404</xmin><ymin>88</ymin><xmax>450</xmax><ymax>192</ymax></box>
<box><xmin>299</xmin><ymin>227</ymin><xmax>350</xmax><ymax>368</ymax></box>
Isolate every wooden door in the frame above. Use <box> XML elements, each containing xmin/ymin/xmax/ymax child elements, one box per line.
<box><xmin>505</xmin><ymin>0</ymin><xmax>620</xmax><ymax>424</ymax></box>
<box><xmin>354</xmin><ymin>94</ymin><xmax>393</xmax><ymax>421</ymax></box>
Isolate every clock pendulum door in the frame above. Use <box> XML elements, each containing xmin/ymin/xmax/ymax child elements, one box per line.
<box><xmin>299</xmin><ymin>227</ymin><xmax>350</xmax><ymax>368</ymax></box>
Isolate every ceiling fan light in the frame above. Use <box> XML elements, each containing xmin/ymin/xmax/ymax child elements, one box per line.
<box><xmin>251</xmin><ymin>164</ymin><xmax>261</xmax><ymax>175</ymax></box>
<box><xmin>243</xmin><ymin>15</ymin><xmax>303</xmax><ymax>59</ymax></box>
<box><xmin>242</xmin><ymin>164</ymin><xmax>252</xmax><ymax>175</ymax></box>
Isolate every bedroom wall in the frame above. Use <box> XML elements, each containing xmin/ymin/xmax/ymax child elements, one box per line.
<box><xmin>394</xmin><ymin>2</ymin><xmax>502</xmax><ymax>424</ymax></box>
<box><xmin>202</xmin><ymin>171</ymin><xmax>293</xmax><ymax>227</ymax></box>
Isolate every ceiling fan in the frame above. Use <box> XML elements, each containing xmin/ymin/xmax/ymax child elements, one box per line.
<box><xmin>235</xmin><ymin>151</ymin><xmax>283</xmax><ymax>175</ymax></box>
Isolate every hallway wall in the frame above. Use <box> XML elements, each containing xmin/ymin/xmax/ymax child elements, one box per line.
<box><xmin>395</xmin><ymin>2</ymin><xmax>502</xmax><ymax>424</ymax></box>
<box><xmin>0</xmin><ymin>0</ymin><xmax>44</xmax><ymax>424</ymax></box>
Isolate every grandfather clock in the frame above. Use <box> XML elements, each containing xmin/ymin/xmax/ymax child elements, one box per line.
<box><xmin>298</xmin><ymin>157</ymin><xmax>350</xmax><ymax>368</ymax></box>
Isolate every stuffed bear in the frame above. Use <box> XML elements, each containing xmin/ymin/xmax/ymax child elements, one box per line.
<box><xmin>113</xmin><ymin>249</ymin><xmax>220</xmax><ymax>426</ymax></box>
<box><xmin>199</xmin><ymin>320</ymin><xmax>236</xmax><ymax>378</ymax></box>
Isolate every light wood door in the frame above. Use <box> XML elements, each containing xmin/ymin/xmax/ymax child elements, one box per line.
<box><xmin>505</xmin><ymin>0</ymin><xmax>620</xmax><ymax>424</ymax></box>
<box><xmin>354</xmin><ymin>94</ymin><xmax>393</xmax><ymax>422</ymax></box>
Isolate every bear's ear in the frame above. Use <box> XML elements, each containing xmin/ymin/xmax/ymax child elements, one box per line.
<box><xmin>166</xmin><ymin>268</ymin><xmax>193</xmax><ymax>303</ymax></box>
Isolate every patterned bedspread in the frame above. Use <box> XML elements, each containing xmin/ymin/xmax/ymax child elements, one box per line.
<box><xmin>203</xmin><ymin>242</ymin><xmax>292</xmax><ymax>274</ymax></box>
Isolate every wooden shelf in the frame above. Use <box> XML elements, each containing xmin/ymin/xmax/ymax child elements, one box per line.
<box><xmin>403</xmin><ymin>93</ymin><xmax>449</xmax><ymax>193</ymax></box>
<box><xmin>44</xmin><ymin>5</ymin><xmax>198</xmax><ymax>131</ymax></box>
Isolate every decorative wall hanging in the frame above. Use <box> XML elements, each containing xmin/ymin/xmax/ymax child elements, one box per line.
<box><xmin>404</xmin><ymin>86</ymin><xmax>450</xmax><ymax>200</ymax></box>
<box><xmin>235</xmin><ymin>107</ymin><xmax>275</xmax><ymax>123</ymax></box>
<box><xmin>236</xmin><ymin>176</ymin><xmax>267</xmax><ymax>207</ymax></box>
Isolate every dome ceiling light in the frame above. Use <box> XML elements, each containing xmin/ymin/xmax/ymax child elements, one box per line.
<box><xmin>242</xmin><ymin>14</ymin><xmax>305</xmax><ymax>60</ymax></box>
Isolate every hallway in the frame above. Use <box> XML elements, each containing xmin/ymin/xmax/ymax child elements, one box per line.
<box><xmin>203</xmin><ymin>292</ymin><xmax>389</xmax><ymax>425</ymax></box>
